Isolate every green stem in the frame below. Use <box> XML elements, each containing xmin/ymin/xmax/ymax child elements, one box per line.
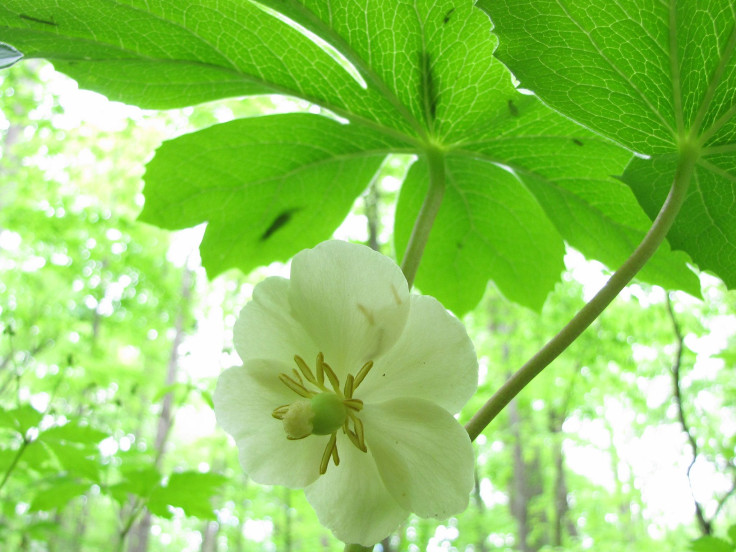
<box><xmin>0</xmin><ymin>437</ymin><xmax>29</xmax><ymax>493</ymax></box>
<box><xmin>400</xmin><ymin>146</ymin><xmax>446</xmax><ymax>288</ymax></box>
<box><xmin>344</xmin><ymin>544</ymin><xmax>374</xmax><ymax>552</ymax></box>
<box><xmin>465</xmin><ymin>146</ymin><xmax>698</xmax><ymax>441</ymax></box>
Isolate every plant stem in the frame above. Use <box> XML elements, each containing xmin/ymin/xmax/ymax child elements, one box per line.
<box><xmin>0</xmin><ymin>437</ymin><xmax>29</xmax><ymax>493</ymax></box>
<box><xmin>400</xmin><ymin>145</ymin><xmax>445</xmax><ymax>288</ymax></box>
<box><xmin>465</xmin><ymin>146</ymin><xmax>699</xmax><ymax>441</ymax></box>
<box><xmin>344</xmin><ymin>544</ymin><xmax>374</xmax><ymax>552</ymax></box>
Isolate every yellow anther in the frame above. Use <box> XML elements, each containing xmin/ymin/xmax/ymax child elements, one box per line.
<box><xmin>345</xmin><ymin>428</ymin><xmax>362</xmax><ymax>451</ymax></box>
<box><xmin>316</xmin><ymin>352</ymin><xmax>325</xmax><ymax>386</ymax></box>
<box><xmin>272</xmin><ymin>404</ymin><xmax>290</xmax><ymax>419</ymax></box>
<box><xmin>344</xmin><ymin>374</ymin><xmax>354</xmax><ymax>398</ymax></box>
<box><xmin>353</xmin><ymin>360</ymin><xmax>373</xmax><ymax>389</ymax></box>
<box><xmin>278</xmin><ymin>373</ymin><xmax>312</xmax><ymax>398</ymax></box>
<box><xmin>353</xmin><ymin>416</ymin><xmax>366</xmax><ymax>452</ymax></box>
<box><xmin>322</xmin><ymin>361</ymin><xmax>341</xmax><ymax>394</ymax></box>
<box><xmin>343</xmin><ymin>398</ymin><xmax>363</xmax><ymax>411</ymax></box>
<box><xmin>320</xmin><ymin>433</ymin><xmax>337</xmax><ymax>474</ymax></box>
<box><xmin>331</xmin><ymin>439</ymin><xmax>340</xmax><ymax>465</ymax></box>
<box><xmin>294</xmin><ymin>355</ymin><xmax>317</xmax><ymax>385</ymax></box>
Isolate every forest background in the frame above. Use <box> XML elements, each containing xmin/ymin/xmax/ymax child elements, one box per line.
<box><xmin>1</xmin><ymin>2</ymin><xmax>736</xmax><ymax>551</ymax></box>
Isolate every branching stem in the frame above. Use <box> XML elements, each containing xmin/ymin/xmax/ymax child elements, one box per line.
<box><xmin>465</xmin><ymin>146</ymin><xmax>699</xmax><ymax>441</ymax></box>
<box><xmin>400</xmin><ymin>146</ymin><xmax>445</xmax><ymax>288</ymax></box>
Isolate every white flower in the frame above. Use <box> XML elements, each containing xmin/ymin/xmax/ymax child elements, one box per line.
<box><xmin>214</xmin><ymin>240</ymin><xmax>478</xmax><ymax>546</ymax></box>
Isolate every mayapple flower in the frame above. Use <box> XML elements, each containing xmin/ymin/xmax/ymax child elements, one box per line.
<box><xmin>214</xmin><ymin>240</ymin><xmax>478</xmax><ymax>546</ymax></box>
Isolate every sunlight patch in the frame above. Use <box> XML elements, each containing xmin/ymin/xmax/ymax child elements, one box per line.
<box><xmin>249</xmin><ymin>0</ymin><xmax>367</xmax><ymax>90</ymax></box>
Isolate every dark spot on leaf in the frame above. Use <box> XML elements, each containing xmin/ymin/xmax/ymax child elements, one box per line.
<box><xmin>419</xmin><ymin>51</ymin><xmax>437</xmax><ymax>121</ymax></box>
<box><xmin>508</xmin><ymin>99</ymin><xmax>519</xmax><ymax>117</ymax></box>
<box><xmin>443</xmin><ymin>8</ymin><xmax>455</xmax><ymax>24</ymax></box>
<box><xmin>260</xmin><ymin>208</ymin><xmax>300</xmax><ymax>241</ymax></box>
<box><xmin>20</xmin><ymin>14</ymin><xmax>57</xmax><ymax>26</ymax></box>
<box><xmin>572</xmin><ymin>138</ymin><xmax>584</xmax><ymax>146</ymax></box>
<box><xmin>456</xmin><ymin>241</ymin><xmax>463</xmax><ymax>250</ymax></box>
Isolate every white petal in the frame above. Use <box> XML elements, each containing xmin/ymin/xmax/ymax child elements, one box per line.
<box><xmin>362</xmin><ymin>398</ymin><xmax>474</xmax><ymax>519</ymax></box>
<box><xmin>213</xmin><ymin>361</ymin><xmax>328</xmax><ymax>488</ymax></box>
<box><xmin>233</xmin><ymin>276</ymin><xmax>319</xmax><ymax>365</ymax></box>
<box><xmin>305</xmin><ymin>434</ymin><xmax>409</xmax><ymax>546</ymax></box>
<box><xmin>288</xmin><ymin>241</ymin><xmax>410</xmax><ymax>377</ymax></box>
<box><xmin>359</xmin><ymin>295</ymin><xmax>478</xmax><ymax>413</ymax></box>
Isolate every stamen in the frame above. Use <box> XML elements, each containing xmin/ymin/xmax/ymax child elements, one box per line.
<box><xmin>320</xmin><ymin>433</ymin><xmax>337</xmax><ymax>474</ymax></box>
<box><xmin>353</xmin><ymin>416</ymin><xmax>367</xmax><ymax>451</ymax></box>
<box><xmin>322</xmin><ymin>362</ymin><xmax>341</xmax><ymax>394</ymax></box>
<box><xmin>344</xmin><ymin>374</ymin><xmax>354</xmax><ymax>399</ymax></box>
<box><xmin>292</xmin><ymin>368</ymin><xmax>304</xmax><ymax>386</ymax></box>
<box><xmin>345</xmin><ymin>428</ymin><xmax>362</xmax><ymax>451</ymax></box>
<box><xmin>353</xmin><ymin>361</ymin><xmax>373</xmax><ymax>389</ymax></box>
<box><xmin>331</xmin><ymin>440</ymin><xmax>340</xmax><ymax>466</ymax></box>
<box><xmin>278</xmin><ymin>373</ymin><xmax>312</xmax><ymax>398</ymax></box>
<box><xmin>294</xmin><ymin>355</ymin><xmax>317</xmax><ymax>385</ymax></box>
<box><xmin>343</xmin><ymin>398</ymin><xmax>363</xmax><ymax>411</ymax></box>
<box><xmin>272</xmin><ymin>404</ymin><xmax>290</xmax><ymax>419</ymax></box>
<box><xmin>316</xmin><ymin>353</ymin><xmax>325</xmax><ymax>386</ymax></box>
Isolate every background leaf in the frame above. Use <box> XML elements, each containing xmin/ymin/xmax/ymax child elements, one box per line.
<box><xmin>148</xmin><ymin>471</ymin><xmax>228</xmax><ymax>520</ymax></box>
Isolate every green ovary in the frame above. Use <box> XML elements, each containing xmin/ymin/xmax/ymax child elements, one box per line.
<box><xmin>310</xmin><ymin>392</ymin><xmax>347</xmax><ymax>435</ymax></box>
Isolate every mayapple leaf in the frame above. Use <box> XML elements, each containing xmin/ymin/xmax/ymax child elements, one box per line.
<box><xmin>623</xmin><ymin>154</ymin><xmax>736</xmax><ymax>288</ymax></box>
<box><xmin>29</xmin><ymin>478</ymin><xmax>89</xmax><ymax>512</ymax></box>
<box><xmin>479</xmin><ymin>0</ymin><xmax>736</xmax><ymax>289</ymax></box>
<box><xmin>140</xmin><ymin>113</ymin><xmax>410</xmax><ymax>278</ymax></box>
<box><xmin>0</xmin><ymin>404</ymin><xmax>42</xmax><ymax>435</ymax></box>
<box><xmin>0</xmin><ymin>0</ymin><xmax>704</xmax><ymax>313</ymax></box>
<box><xmin>396</xmin><ymin>153</ymin><xmax>566</xmax><ymax>313</ymax></box>
<box><xmin>147</xmin><ymin>471</ymin><xmax>228</xmax><ymax>520</ymax></box>
<box><xmin>690</xmin><ymin>536</ymin><xmax>735</xmax><ymax>552</ymax></box>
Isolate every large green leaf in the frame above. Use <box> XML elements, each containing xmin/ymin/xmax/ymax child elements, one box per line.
<box><xmin>140</xmin><ymin>113</ymin><xmax>409</xmax><ymax>277</ymax></box>
<box><xmin>479</xmin><ymin>0</ymin><xmax>736</xmax><ymax>288</ymax></box>
<box><xmin>0</xmin><ymin>0</ymin><xmax>704</xmax><ymax>313</ymax></box>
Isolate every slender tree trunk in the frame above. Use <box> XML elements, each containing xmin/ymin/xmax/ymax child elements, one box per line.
<box><xmin>472</xmin><ymin>467</ymin><xmax>489</xmax><ymax>552</ymax></box>
<box><xmin>549</xmin><ymin>411</ymin><xmax>575</xmax><ymax>546</ymax></box>
<box><xmin>508</xmin><ymin>396</ymin><xmax>532</xmax><ymax>552</ymax></box>
<box><xmin>200</xmin><ymin>521</ymin><xmax>219</xmax><ymax>552</ymax></box>
<box><xmin>127</xmin><ymin>266</ymin><xmax>193</xmax><ymax>552</ymax></box>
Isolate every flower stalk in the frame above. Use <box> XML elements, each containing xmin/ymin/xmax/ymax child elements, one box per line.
<box><xmin>344</xmin><ymin>544</ymin><xmax>374</xmax><ymax>552</ymax></box>
<box><xmin>400</xmin><ymin>145</ymin><xmax>446</xmax><ymax>288</ymax></box>
<box><xmin>465</xmin><ymin>145</ymin><xmax>699</xmax><ymax>441</ymax></box>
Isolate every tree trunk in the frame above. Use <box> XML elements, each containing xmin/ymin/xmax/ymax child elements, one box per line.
<box><xmin>200</xmin><ymin>521</ymin><xmax>219</xmax><ymax>552</ymax></box>
<box><xmin>127</xmin><ymin>265</ymin><xmax>193</xmax><ymax>552</ymax></box>
<box><xmin>508</xmin><ymin>397</ymin><xmax>532</xmax><ymax>552</ymax></box>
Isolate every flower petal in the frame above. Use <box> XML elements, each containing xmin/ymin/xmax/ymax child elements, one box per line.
<box><xmin>359</xmin><ymin>295</ymin><xmax>478</xmax><ymax>413</ymax></box>
<box><xmin>305</xmin><ymin>434</ymin><xmax>409</xmax><ymax>546</ymax></box>
<box><xmin>362</xmin><ymin>398</ymin><xmax>474</xmax><ymax>519</ymax></box>
<box><xmin>233</xmin><ymin>276</ymin><xmax>319</xmax><ymax>365</ymax></box>
<box><xmin>214</xmin><ymin>361</ymin><xmax>328</xmax><ymax>488</ymax></box>
<box><xmin>288</xmin><ymin>241</ymin><xmax>410</xmax><ymax>377</ymax></box>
